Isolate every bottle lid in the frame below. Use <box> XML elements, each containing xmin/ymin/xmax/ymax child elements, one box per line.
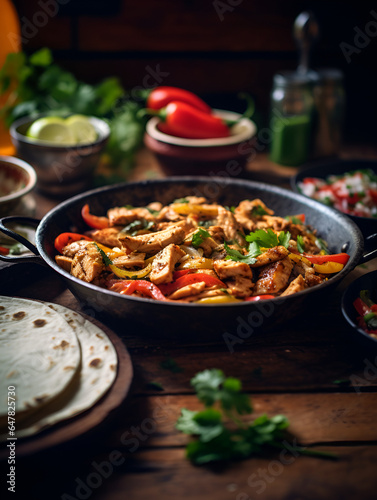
<box><xmin>273</xmin><ymin>70</ymin><xmax>320</xmax><ymax>88</ymax></box>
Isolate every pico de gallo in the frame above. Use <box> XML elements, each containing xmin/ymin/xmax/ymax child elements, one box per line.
<box><xmin>353</xmin><ymin>289</ymin><xmax>377</xmax><ymax>339</ymax></box>
<box><xmin>298</xmin><ymin>169</ymin><xmax>377</xmax><ymax>218</ymax></box>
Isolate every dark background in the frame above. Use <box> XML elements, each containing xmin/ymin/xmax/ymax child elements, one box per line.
<box><xmin>12</xmin><ymin>0</ymin><xmax>377</xmax><ymax>143</ymax></box>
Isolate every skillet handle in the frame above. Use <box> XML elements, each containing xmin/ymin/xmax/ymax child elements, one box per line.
<box><xmin>358</xmin><ymin>232</ymin><xmax>377</xmax><ymax>265</ymax></box>
<box><xmin>0</xmin><ymin>216</ymin><xmax>44</xmax><ymax>265</ymax></box>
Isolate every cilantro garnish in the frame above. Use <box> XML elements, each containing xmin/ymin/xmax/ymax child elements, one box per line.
<box><xmin>146</xmin><ymin>207</ymin><xmax>160</xmax><ymax>216</ymax></box>
<box><xmin>225</xmin><ymin>206</ymin><xmax>236</xmax><ymax>213</ymax></box>
<box><xmin>176</xmin><ymin>369</ymin><xmax>336</xmax><ymax>465</ymax></box>
<box><xmin>285</xmin><ymin>215</ymin><xmax>304</xmax><ymax>225</ymax></box>
<box><xmin>121</xmin><ymin>219</ymin><xmax>154</xmax><ymax>236</ymax></box>
<box><xmin>192</xmin><ymin>228</ymin><xmax>210</xmax><ymax>248</ymax></box>
<box><xmin>251</xmin><ymin>205</ymin><xmax>268</xmax><ymax>216</ymax></box>
<box><xmin>94</xmin><ymin>243</ymin><xmax>113</xmax><ymax>266</ymax></box>
<box><xmin>246</xmin><ymin>229</ymin><xmax>291</xmax><ymax>249</ymax></box>
<box><xmin>224</xmin><ymin>241</ymin><xmax>261</xmax><ymax>265</ymax></box>
<box><xmin>174</xmin><ymin>197</ymin><xmax>189</xmax><ymax>204</ymax></box>
<box><xmin>296</xmin><ymin>235</ymin><xmax>305</xmax><ymax>253</ymax></box>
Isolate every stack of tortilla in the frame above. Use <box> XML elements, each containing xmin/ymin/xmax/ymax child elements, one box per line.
<box><xmin>0</xmin><ymin>296</ymin><xmax>118</xmax><ymax>440</ymax></box>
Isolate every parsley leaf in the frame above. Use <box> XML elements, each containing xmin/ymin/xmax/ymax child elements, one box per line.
<box><xmin>176</xmin><ymin>369</ymin><xmax>336</xmax><ymax>465</ymax></box>
<box><xmin>224</xmin><ymin>241</ymin><xmax>261</xmax><ymax>265</ymax></box>
<box><xmin>94</xmin><ymin>243</ymin><xmax>113</xmax><ymax>266</ymax></box>
<box><xmin>246</xmin><ymin>229</ymin><xmax>291</xmax><ymax>249</ymax></box>
<box><xmin>192</xmin><ymin>228</ymin><xmax>210</xmax><ymax>248</ymax></box>
<box><xmin>296</xmin><ymin>235</ymin><xmax>305</xmax><ymax>253</ymax></box>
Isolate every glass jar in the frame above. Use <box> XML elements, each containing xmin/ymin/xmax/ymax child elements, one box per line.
<box><xmin>312</xmin><ymin>68</ymin><xmax>345</xmax><ymax>158</ymax></box>
<box><xmin>269</xmin><ymin>71</ymin><xmax>317</xmax><ymax>166</ymax></box>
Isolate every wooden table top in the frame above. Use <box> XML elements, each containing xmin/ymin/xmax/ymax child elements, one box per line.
<box><xmin>1</xmin><ymin>148</ymin><xmax>377</xmax><ymax>500</ymax></box>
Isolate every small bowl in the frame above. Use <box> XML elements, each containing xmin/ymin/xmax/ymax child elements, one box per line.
<box><xmin>0</xmin><ymin>156</ymin><xmax>37</xmax><ymax>215</ymax></box>
<box><xmin>291</xmin><ymin>159</ymin><xmax>377</xmax><ymax>237</ymax></box>
<box><xmin>144</xmin><ymin>109</ymin><xmax>257</xmax><ymax>176</ymax></box>
<box><xmin>341</xmin><ymin>270</ymin><xmax>377</xmax><ymax>349</ymax></box>
<box><xmin>10</xmin><ymin>115</ymin><xmax>110</xmax><ymax>198</ymax></box>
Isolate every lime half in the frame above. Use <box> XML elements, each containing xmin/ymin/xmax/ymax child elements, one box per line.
<box><xmin>26</xmin><ymin>117</ymin><xmax>76</xmax><ymax>145</ymax></box>
<box><xmin>65</xmin><ymin>115</ymin><xmax>98</xmax><ymax>144</ymax></box>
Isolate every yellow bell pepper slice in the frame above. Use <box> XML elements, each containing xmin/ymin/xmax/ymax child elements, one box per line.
<box><xmin>313</xmin><ymin>262</ymin><xmax>344</xmax><ymax>274</ymax></box>
<box><xmin>109</xmin><ymin>262</ymin><xmax>152</xmax><ymax>279</ymax></box>
<box><xmin>172</xmin><ymin>204</ymin><xmax>219</xmax><ymax>217</ymax></box>
<box><xmin>195</xmin><ymin>295</ymin><xmax>241</xmax><ymax>304</ymax></box>
<box><xmin>288</xmin><ymin>253</ymin><xmax>312</xmax><ymax>266</ymax></box>
<box><xmin>178</xmin><ymin>257</ymin><xmax>214</xmax><ymax>270</ymax></box>
<box><xmin>95</xmin><ymin>243</ymin><xmax>126</xmax><ymax>260</ymax></box>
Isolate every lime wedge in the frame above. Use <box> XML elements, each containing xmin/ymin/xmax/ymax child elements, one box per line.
<box><xmin>26</xmin><ymin>117</ymin><xmax>76</xmax><ymax>145</ymax></box>
<box><xmin>65</xmin><ymin>115</ymin><xmax>98</xmax><ymax>144</ymax></box>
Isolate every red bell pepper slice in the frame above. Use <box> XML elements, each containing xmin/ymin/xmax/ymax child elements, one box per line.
<box><xmin>303</xmin><ymin>253</ymin><xmax>350</xmax><ymax>265</ymax></box>
<box><xmin>110</xmin><ymin>279</ymin><xmax>168</xmax><ymax>301</ymax></box>
<box><xmin>54</xmin><ymin>233</ymin><xmax>93</xmax><ymax>253</ymax></box>
<box><xmin>353</xmin><ymin>297</ymin><xmax>371</xmax><ymax>317</ymax></box>
<box><xmin>159</xmin><ymin>273</ymin><xmax>226</xmax><ymax>296</ymax></box>
<box><xmin>245</xmin><ymin>295</ymin><xmax>276</xmax><ymax>302</ymax></box>
<box><xmin>0</xmin><ymin>245</ymin><xmax>9</xmax><ymax>255</ymax></box>
<box><xmin>81</xmin><ymin>204</ymin><xmax>109</xmax><ymax>229</ymax></box>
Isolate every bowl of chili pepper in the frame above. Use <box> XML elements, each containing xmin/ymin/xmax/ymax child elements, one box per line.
<box><xmin>341</xmin><ymin>270</ymin><xmax>377</xmax><ymax>348</ymax></box>
<box><xmin>143</xmin><ymin>86</ymin><xmax>257</xmax><ymax>176</ymax></box>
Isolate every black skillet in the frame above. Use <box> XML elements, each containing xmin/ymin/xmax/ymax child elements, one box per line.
<box><xmin>1</xmin><ymin>177</ymin><xmax>377</xmax><ymax>337</ymax></box>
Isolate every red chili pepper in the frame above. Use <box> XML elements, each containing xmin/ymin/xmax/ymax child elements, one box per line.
<box><xmin>159</xmin><ymin>273</ymin><xmax>226</xmax><ymax>296</ymax></box>
<box><xmin>54</xmin><ymin>233</ymin><xmax>93</xmax><ymax>253</ymax></box>
<box><xmin>0</xmin><ymin>245</ymin><xmax>9</xmax><ymax>255</ymax></box>
<box><xmin>147</xmin><ymin>86</ymin><xmax>211</xmax><ymax>114</ymax></box>
<box><xmin>245</xmin><ymin>295</ymin><xmax>276</xmax><ymax>301</ymax></box>
<box><xmin>81</xmin><ymin>204</ymin><xmax>109</xmax><ymax>229</ymax></box>
<box><xmin>303</xmin><ymin>253</ymin><xmax>350</xmax><ymax>265</ymax></box>
<box><xmin>152</xmin><ymin>101</ymin><xmax>231</xmax><ymax>139</ymax></box>
<box><xmin>109</xmin><ymin>280</ymin><xmax>168</xmax><ymax>301</ymax></box>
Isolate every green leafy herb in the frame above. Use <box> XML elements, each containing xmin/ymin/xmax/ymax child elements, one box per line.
<box><xmin>225</xmin><ymin>206</ymin><xmax>236</xmax><ymax>213</ymax></box>
<box><xmin>160</xmin><ymin>357</ymin><xmax>183</xmax><ymax>373</ymax></box>
<box><xmin>296</xmin><ymin>235</ymin><xmax>305</xmax><ymax>253</ymax></box>
<box><xmin>246</xmin><ymin>229</ymin><xmax>291</xmax><ymax>249</ymax></box>
<box><xmin>146</xmin><ymin>207</ymin><xmax>160</xmax><ymax>216</ymax></box>
<box><xmin>285</xmin><ymin>215</ymin><xmax>304</xmax><ymax>225</ymax></box>
<box><xmin>251</xmin><ymin>205</ymin><xmax>268</xmax><ymax>216</ymax></box>
<box><xmin>224</xmin><ymin>241</ymin><xmax>261</xmax><ymax>265</ymax></box>
<box><xmin>192</xmin><ymin>228</ymin><xmax>210</xmax><ymax>248</ymax></box>
<box><xmin>174</xmin><ymin>198</ymin><xmax>189</xmax><ymax>204</ymax></box>
<box><xmin>198</xmin><ymin>220</ymin><xmax>213</xmax><ymax>229</ymax></box>
<box><xmin>121</xmin><ymin>219</ymin><xmax>154</xmax><ymax>236</ymax></box>
<box><xmin>94</xmin><ymin>243</ymin><xmax>113</xmax><ymax>266</ymax></box>
<box><xmin>176</xmin><ymin>369</ymin><xmax>336</xmax><ymax>465</ymax></box>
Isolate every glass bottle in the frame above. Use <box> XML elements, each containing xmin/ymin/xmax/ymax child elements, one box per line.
<box><xmin>312</xmin><ymin>68</ymin><xmax>345</xmax><ymax>158</ymax></box>
<box><xmin>0</xmin><ymin>0</ymin><xmax>21</xmax><ymax>156</ymax></box>
<box><xmin>269</xmin><ymin>71</ymin><xmax>317</xmax><ymax>166</ymax></box>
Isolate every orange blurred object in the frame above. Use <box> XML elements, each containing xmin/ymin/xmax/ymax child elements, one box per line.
<box><xmin>0</xmin><ymin>0</ymin><xmax>21</xmax><ymax>155</ymax></box>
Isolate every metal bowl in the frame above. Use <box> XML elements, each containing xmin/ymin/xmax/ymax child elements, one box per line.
<box><xmin>10</xmin><ymin>115</ymin><xmax>110</xmax><ymax>198</ymax></box>
<box><xmin>0</xmin><ymin>156</ymin><xmax>37</xmax><ymax>216</ymax></box>
<box><xmin>291</xmin><ymin>159</ymin><xmax>377</xmax><ymax>237</ymax></box>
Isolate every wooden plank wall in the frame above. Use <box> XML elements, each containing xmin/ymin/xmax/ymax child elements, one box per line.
<box><xmin>11</xmin><ymin>0</ymin><xmax>377</xmax><ymax>141</ymax></box>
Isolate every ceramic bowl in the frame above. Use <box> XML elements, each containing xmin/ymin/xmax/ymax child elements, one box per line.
<box><xmin>144</xmin><ymin>109</ymin><xmax>257</xmax><ymax>176</ymax></box>
<box><xmin>0</xmin><ymin>156</ymin><xmax>37</xmax><ymax>215</ymax></box>
<box><xmin>292</xmin><ymin>159</ymin><xmax>377</xmax><ymax>237</ymax></box>
<box><xmin>10</xmin><ymin>115</ymin><xmax>110</xmax><ymax>198</ymax></box>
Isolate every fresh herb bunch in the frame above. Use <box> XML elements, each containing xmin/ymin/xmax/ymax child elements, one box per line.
<box><xmin>176</xmin><ymin>369</ymin><xmax>336</xmax><ymax>465</ymax></box>
<box><xmin>0</xmin><ymin>48</ymin><xmax>147</xmax><ymax>173</ymax></box>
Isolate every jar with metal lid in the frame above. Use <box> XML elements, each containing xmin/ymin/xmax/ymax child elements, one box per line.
<box><xmin>312</xmin><ymin>68</ymin><xmax>345</xmax><ymax>158</ymax></box>
<box><xmin>269</xmin><ymin>70</ymin><xmax>317</xmax><ymax>166</ymax></box>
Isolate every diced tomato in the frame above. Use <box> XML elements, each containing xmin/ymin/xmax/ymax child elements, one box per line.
<box><xmin>54</xmin><ymin>232</ymin><xmax>93</xmax><ymax>253</ymax></box>
<box><xmin>158</xmin><ymin>273</ymin><xmax>226</xmax><ymax>296</ymax></box>
<box><xmin>245</xmin><ymin>295</ymin><xmax>276</xmax><ymax>301</ymax></box>
<box><xmin>369</xmin><ymin>188</ymin><xmax>377</xmax><ymax>204</ymax></box>
<box><xmin>294</xmin><ymin>213</ymin><xmax>306</xmax><ymax>223</ymax></box>
<box><xmin>353</xmin><ymin>298</ymin><xmax>371</xmax><ymax>317</ymax></box>
<box><xmin>0</xmin><ymin>245</ymin><xmax>9</xmax><ymax>255</ymax></box>
<box><xmin>81</xmin><ymin>204</ymin><xmax>109</xmax><ymax>229</ymax></box>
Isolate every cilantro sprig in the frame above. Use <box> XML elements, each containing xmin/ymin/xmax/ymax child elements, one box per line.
<box><xmin>224</xmin><ymin>241</ymin><xmax>261</xmax><ymax>265</ymax></box>
<box><xmin>192</xmin><ymin>228</ymin><xmax>210</xmax><ymax>248</ymax></box>
<box><xmin>94</xmin><ymin>243</ymin><xmax>113</xmax><ymax>266</ymax></box>
<box><xmin>176</xmin><ymin>369</ymin><xmax>337</xmax><ymax>465</ymax></box>
<box><xmin>296</xmin><ymin>235</ymin><xmax>305</xmax><ymax>253</ymax></box>
<box><xmin>246</xmin><ymin>229</ymin><xmax>291</xmax><ymax>249</ymax></box>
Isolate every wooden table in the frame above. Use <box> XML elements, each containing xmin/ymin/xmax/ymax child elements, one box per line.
<box><xmin>1</xmin><ymin>149</ymin><xmax>377</xmax><ymax>500</ymax></box>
